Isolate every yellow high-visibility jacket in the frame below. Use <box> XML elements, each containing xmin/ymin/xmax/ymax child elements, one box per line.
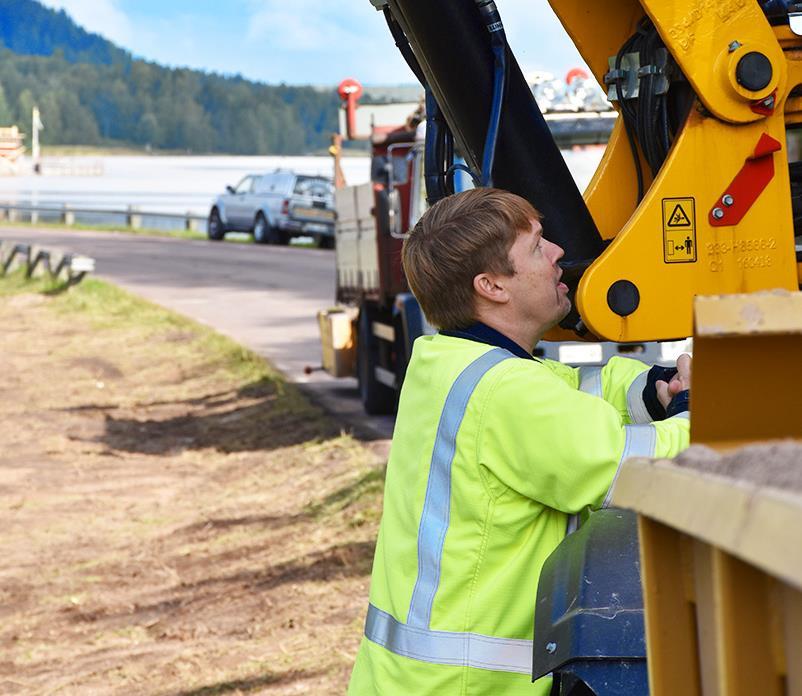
<box><xmin>348</xmin><ymin>332</ymin><xmax>689</xmax><ymax>695</ymax></box>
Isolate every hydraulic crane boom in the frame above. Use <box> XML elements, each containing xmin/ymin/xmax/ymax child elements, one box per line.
<box><xmin>378</xmin><ymin>0</ymin><xmax>802</xmax><ymax>342</ymax></box>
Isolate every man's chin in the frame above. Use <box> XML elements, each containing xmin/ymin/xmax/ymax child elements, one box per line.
<box><xmin>558</xmin><ymin>297</ymin><xmax>572</xmax><ymax>321</ymax></box>
<box><xmin>542</xmin><ymin>299</ymin><xmax>574</xmax><ymax>334</ymax></box>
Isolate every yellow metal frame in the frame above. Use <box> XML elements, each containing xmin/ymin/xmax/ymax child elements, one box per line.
<box><xmin>692</xmin><ymin>291</ymin><xmax>802</xmax><ymax>447</ymax></box>
<box><xmin>546</xmin><ymin>1</ymin><xmax>802</xmax><ymax>686</ymax></box>
<box><xmin>610</xmin><ymin>291</ymin><xmax>802</xmax><ymax>695</ymax></box>
<box><xmin>548</xmin><ymin>0</ymin><xmax>802</xmax><ymax>342</ymax></box>
<box><xmin>613</xmin><ymin>460</ymin><xmax>802</xmax><ymax>696</ymax></box>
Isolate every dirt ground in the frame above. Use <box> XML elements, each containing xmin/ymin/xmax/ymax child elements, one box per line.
<box><xmin>0</xmin><ymin>277</ymin><xmax>387</xmax><ymax>695</ymax></box>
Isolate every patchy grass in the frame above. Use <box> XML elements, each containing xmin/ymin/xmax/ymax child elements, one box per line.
<box><xmin>0</xmin><ymin>218</ymin><xmax>209</xmax><ymax>241</ymax></box>
<box><xmin>0</xmin><ymin>274</ymin><xmax>386</xmax><ymax>694</ymax></box>
<box><xmin>0</xmin><ymin>267</ymin><xmax>64</xmax><ymax>296</ymax></box>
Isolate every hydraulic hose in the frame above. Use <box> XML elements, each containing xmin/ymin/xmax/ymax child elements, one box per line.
<box><xmin>424</xmin><ymin>88</ymin><xmax>450</xmax><ymax>204</ymax></box>
<box><xmin>481</xmin><ymin>40</ymin><xmax>506</xmax><ymax>186</ymax></box>
<box><xmin>476</xmin><ymin>0</ymin><xmax>507</xmax><ymax>187</ymax></box>
<box><xmin>384</xmin><ymin>8</ymin><xmax>427</xmax><ymax>87</ymax></box>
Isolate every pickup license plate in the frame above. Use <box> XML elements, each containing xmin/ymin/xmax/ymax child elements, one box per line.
<box><xmin>295</xmin><ymin>206</ymin><xmax>335</xmax><ymax>221</ymax></box>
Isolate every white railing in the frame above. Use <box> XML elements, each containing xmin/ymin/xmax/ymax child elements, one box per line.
<box><xmin>0</xmin><ymin>202</ymin><xmax>207</xmax><ymax>231</ymax></box>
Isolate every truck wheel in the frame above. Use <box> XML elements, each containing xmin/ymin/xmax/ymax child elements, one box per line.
<box><xmin>207</xmin><ymin>209</ymin><xmax>225</xmax><ymax>241</ymax></box>
<box><xmin>357</xmin><ymin>310</ymin><xmax>395</xmax><ymax>415</ymax></box>
<box><xmin>253</xmin><ymin>213</ymin><xmax>270</xmax><ymax>244</ymax></box>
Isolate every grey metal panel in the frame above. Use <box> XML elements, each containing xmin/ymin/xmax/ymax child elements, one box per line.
<box><xmin>355</xmin><ymin>183</ymin><xmax>380</xmax><ymax>293</ymax></box>
<box><xmin>335</xmin><ymin>186</ymin><xmax>361</xmax><ymax>296</ymax></box>
<box><xmin>335</xmin><ymin>182</ymin><xmax>380</xmax><ymax>297</ymax></box>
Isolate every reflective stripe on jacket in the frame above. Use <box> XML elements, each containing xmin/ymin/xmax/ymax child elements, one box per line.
<box><xmin>348</xmin><ymin>334</ymin><xmax>690</xmax><ymax>695</ymax></box>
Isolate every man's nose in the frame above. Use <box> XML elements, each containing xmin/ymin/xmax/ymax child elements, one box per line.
<box><xmin>549</xmin><ymin>240</ymin><xmax>565</xmax><ymax>263</ymax></box>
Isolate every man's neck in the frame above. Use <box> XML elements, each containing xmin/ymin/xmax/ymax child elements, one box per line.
<box><xmin>441</xmin><ymin>322</ymin><xmax>536</xmax><ymax>361</ymax></box>
<box><xmin>475</xmin><ymin>314</ymin><xmax>541</xmax><ymax>355</ymax></box>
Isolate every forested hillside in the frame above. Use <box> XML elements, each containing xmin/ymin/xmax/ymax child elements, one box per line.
<box><xmin>0</xmin><ymin>0</ymin><xmax>339</xmax><ymax>154</ymax></box>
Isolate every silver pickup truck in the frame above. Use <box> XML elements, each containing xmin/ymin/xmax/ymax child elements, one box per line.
<box><xmin>208</xmin><ymin>169</ymin><xmax>336</xmax><ymax>247</ymax></box>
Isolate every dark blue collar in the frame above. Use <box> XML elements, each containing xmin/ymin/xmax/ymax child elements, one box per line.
<box><xmin>440</xmin><ymin>322</ymin><xmax>535</xmax><ymax>361</ymax></box>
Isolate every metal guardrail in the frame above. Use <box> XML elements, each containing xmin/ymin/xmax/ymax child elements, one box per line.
<box><xmin>0</xmin><ymin>203</ymin><xmax>207</xmax><ymax>231</ymax></box>
<box><xmin>1</xmin><ymin>241</ymin><xmax>95</xmax><ymax>286</ymax></box>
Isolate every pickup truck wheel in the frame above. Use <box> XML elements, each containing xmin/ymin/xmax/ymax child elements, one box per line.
<box><xmin>207</xmin><ymin>209</ymin><xmax>225</xmax><ymax>241</ymax></box>
<box><xmin>357</xmin><ymin>309</ymin><xmax>395</xmax><ymax>415</ymax></box>
<box><xmin>253</xmin><ymin>213</ymin><xmax>271</xmax><ymax>245</ymax></box>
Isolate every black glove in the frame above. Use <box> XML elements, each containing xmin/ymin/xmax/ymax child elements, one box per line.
<box><xmin>642</xmin><ymin>365</ymin><xmax>678</xmax><ymax>421</ymax></box>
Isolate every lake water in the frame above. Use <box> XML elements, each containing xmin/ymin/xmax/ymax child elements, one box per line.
<box><xmin>0</xmin><ymin>149</ymin><xmax>605</xmax><ymax>229</ymax></box>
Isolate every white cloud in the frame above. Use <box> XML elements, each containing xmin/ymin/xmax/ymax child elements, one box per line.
<box><xmin>245</xmin><ymin>0</ymin><xmax>363</xmax><ymax>51</ymax></box>
<box><xmin>39</xmin><ymin>0</ymin><xmax>134</xmax><ymax>47</ymax></box>
<box><xmin>497</xmin><ymin>0</ymin><xmax>589</xmax><ymax>78</ymax></box>
<box><xmin>240</xmin><ymin>0</ymin><xmax>587</xmax><ymax>84</ymax></box>
<box><xmin>240</xmin><ymin>0</ymin><xmax>410</xmax><ymax>84</ymax></box>
<box><xmin>34</xmin><ymin>0</ymin><xmax>588</xmax><ymax>86</ymax></box>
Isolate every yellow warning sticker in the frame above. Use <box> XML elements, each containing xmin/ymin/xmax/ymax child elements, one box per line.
<box><xmin>662</xmin><ymin>197</ymin><xmax>696</xmax><ymax>263</ymax></box>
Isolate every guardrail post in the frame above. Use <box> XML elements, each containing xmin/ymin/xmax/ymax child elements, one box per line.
<box><xmin>185</xmin><ymin>212</ymin><xmax>199</xmax><ymax>232</ymax></box>
<box><xmin>7</xmin><ymin>206</ymin><xmax>17</xmax><ymax>223</ymax></box>
<box><xmin>27</xmin><ymin>249</ymin><xmax>51</xmax><ymax>278</ymax></box>
<box><xmin>62</xmin><ymin>204</ymin><xmax>75</xmax><ymax>226</ymax></box>
<box><xmin>126</xmin><ymin>205</ymin><xmax>142</xmax><ymax>230</ymax></box>
<box><xmin>30</xmin><ymin>208</ymin><xmax>38</xmax><ymax>225</ymax></box>
<box><xmin>2</xmin><ymin>243</ymin><xmax>31</xmax><ymax>274</ymax></box>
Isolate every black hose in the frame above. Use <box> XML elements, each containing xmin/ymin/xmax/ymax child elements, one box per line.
<box><xmin>475</xmin><ymin>0</ymin><xmax>508</xmax><ymax>187</ymax></box>
<box><xmin>424</xmin><ymin>88</ymin><xmax>449</xmax><ymax>204</ymax></box>
<box><xmin>615</xmin><ymin>35</ymin><xmax>644</xmax><ymax>202</ymax></box>
<box><xmin>384</xmin><ymin>8</ymin><xmax>427</xmax><ymax>86</ymax></box>
<box><xmin>446</xmin><ymin>162</ymin><xmax>482</xmax><ymax>191</ymax></box>
<box><xmin>482</xmin><ymin>40</ymin><xmax>506</xmax><ymax>186</ymax></box>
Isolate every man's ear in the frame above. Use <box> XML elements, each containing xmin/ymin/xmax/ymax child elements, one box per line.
<box><xmin>473</xmin><ymin>272</ymin><xmax>510</xmax><ymax>305</ymax></box>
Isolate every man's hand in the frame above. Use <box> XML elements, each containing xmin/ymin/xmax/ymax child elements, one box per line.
<box><xmin>656</xmin><ymin>353</ymin><xmax>692</xmax><ymax>410</ymax></box>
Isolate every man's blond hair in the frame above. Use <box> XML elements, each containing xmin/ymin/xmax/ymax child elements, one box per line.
<box><xmin>402</xmin><ymin>188</ymin><xmax>541</xmax><ymax>330</ymax></box>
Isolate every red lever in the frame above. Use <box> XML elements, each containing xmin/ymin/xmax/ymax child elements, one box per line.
<box><xmin>708</xmin><ymin>133</ymin><xmax>781</xmax><ymax>227</ymax></box>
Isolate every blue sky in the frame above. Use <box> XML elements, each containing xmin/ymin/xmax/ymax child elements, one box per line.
<box><xmin>39</xmin><ymin>0</ymin><xmax>588</xmax><ymax>86</ymax></box>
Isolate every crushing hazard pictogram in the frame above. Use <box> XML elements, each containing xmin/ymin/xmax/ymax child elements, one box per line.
<box><xmin>666</xmin><ymin>203</ymin><xmax>691</xmax><ymax>227</ymax></box>
<box><xmin>662</xmin><ymin>197</ymin><xmax>697</xmax><ymax>263</ymax></box>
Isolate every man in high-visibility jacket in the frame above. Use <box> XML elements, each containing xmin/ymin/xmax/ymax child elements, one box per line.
<box><xmin>348</xmin><ymin>188</ymin><xmax>690</xmax><ymax>695</ymax></box>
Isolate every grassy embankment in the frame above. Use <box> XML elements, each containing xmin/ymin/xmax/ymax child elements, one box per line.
<box><xmin>0</xmin><ymin>270</ymin><xmax>385</xmax><ymax>694</ymax></box>
<box><xmin>0</xmin><ymin>219</ymin><xmax>321</xmax><ymax>247</ymax></box>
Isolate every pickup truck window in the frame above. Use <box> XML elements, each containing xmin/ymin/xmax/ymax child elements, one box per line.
<box><xmin>294</xmin><ymin>176</ymin><xmax>332</xmax><ymax>197</ymax></box>
<box><xmin>234</xmin><ymin>176</ymin><xmax>255</xmax><ymax>194</ymax></box>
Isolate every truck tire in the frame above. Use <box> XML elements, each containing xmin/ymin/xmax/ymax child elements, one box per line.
<box><xmin>253</xmin><ymin>213</ymin><xmax>269</xmax><ymax>244</ymax></box>
<box><xmin>357</xmin><ymin>309</ymin><xmax>395</xmax><ymax>415</ymax></box>
<box><xmin>207</xmin><ymin>209</ymin><xmax>225</xmax><ymax>241</ymax></box>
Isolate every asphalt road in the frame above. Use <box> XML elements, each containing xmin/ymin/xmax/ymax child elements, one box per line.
<box><xmin>0</xmin><ymin>227</ymin><xmax>394</xmax><ymax>439</ymax></box>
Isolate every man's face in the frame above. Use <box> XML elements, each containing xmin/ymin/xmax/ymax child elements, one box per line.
<box><xmin>504</xmin><ymin>218</ymin><xmax>571</xmax><ymax>332</ymax></box>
